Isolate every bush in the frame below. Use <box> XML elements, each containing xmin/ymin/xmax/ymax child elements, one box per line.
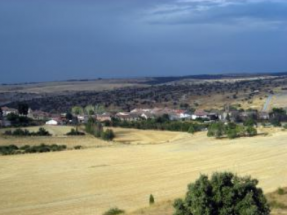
<box><xmin>66</xmin><ymin>128</ymin><xmax>85</xmax><ymax>136</ymax></box>
<box><xmin>101</xmin><ymin>129</ymin><xmax>115</xmax><ymax>141</ymax></box>
<box><xmin>245</xmin><ymin>126</ymin><xmax>257</xmax><ymax>137</ymax></box>
<box><xmin>173</xmin><ymin>172</ymin><xmax>270</xmax><ymax>215</ymax></box>
<box><xmin>277</xmin><ymin>187</ymin><xmax>285</xmax><ymax>195</ymax></box>
<box><xmin>4</xmin><ymin>127</ymin><xmax>51</xmax><ymax>136</ymax></box>
<box><xmin>0</xmin><ymin>144</ymin><xmax>67</xmax><ymax>155</ymax></box>
<box><xmin>74</xmin><ymin>145</ymin><xmax>82</xmax><ymax>150</ymax></box>
<box><xmin>103</xmin><ymin>207</ymin><xmax>125</xmax><ymax>215</ymax></box>
<box><xmin>149</xmin><ymin>194</ymin><xmax>155</xmax><ymax>205</ymax></box>
<box><xmin>207</xmin><ymin>122</ymin><xmax>225</xmax><ymax>138</ymax></box>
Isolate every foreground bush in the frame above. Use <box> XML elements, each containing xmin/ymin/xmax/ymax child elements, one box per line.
<box><xmin>0</xmin><ymin>144</ymin><xmax>67</xmax><ymax>155</ymax></box>
<box><xmin>174</xmin><ymin>172</ymin><xmax>270</xmax><ymax>215</ymax></box>
<box><xmin>103</xmin><ymin>207</ymin><xmax>125</xmax><ymax>215</ymax></box>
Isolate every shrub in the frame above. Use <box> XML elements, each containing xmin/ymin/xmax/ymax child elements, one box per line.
<box><xmin>0</xmin><ymin>144</ymin><xmax>67</xmax><ymax>155</ymax></box>
<box><xmin>101</xmin><ymin>129</ymin><xmax>115</xmax><ymax>141</ymax></box>
<box><xmin>207</xmin><ymin>122</ymin><xmax>224</xmax><ymax>138</ymax></box>
<box><xmin>66</xmin><ymin>128</ymin><xmax>85</xmax><ymax>136</ymax></box>
<box><xmin>245</xmin><ymin>126</ymin><xmax>257</xmax><ymax>137</ymax></box>
<box><xmin>74</xmin><ymin>145</ymin><xmax>82</xmax><ymax>150</ymax></box>
<box><xmin>277</xmin><ymin>187</ymin><xmax>285</xmax><ymax>195</ymax></box>
<box><xmin>173</xmin><ymin>172</ymin><xmax>270</xmax><ymax>215</ymax></box>
<box><xmin>103</xmin><ymin>207</ymin><xmax>125</xmax><ymax>215</ymax></box>
<box><xmin>149</xmin><ymin>194</ymin><xmax>155</xmax><ymax>205</ymax></box>
<box><xmin>4</xmin><ymin>127</ymin><xmax>51</xmax><ymax>136</ymax></box>
<box><xmin>188</xmin><ymin>125</ymin><xmax>196</xmax><ymax>134</ymax></box>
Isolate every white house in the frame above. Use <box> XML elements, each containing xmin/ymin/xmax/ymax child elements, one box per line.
<box><xmin>192</xmin><ymin>110</ymin><xmax>209</xmax><ymax>120</ymax></box>
<box><xmin>1</xmin><ymin>107</ymin><xmax>18</xmax><ymax>116</ymax></box>
<box><xmin>45</xmin><ymin>119</ymin><xmax>58</xmax><ymax>125</ymax></box>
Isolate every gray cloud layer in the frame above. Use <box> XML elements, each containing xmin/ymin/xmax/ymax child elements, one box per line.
<box><xmin>0</xmin><ymin>0</ymin><xmax>286</xmax><ymax>83</ymax></box>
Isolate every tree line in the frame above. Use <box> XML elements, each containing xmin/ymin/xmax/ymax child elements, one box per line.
<box><xmin>0</xmin><ymin>144</ymin><xmax>67</xmax><ymax>155</ymax></box>
<box><xmin>4</xmin><ymin>127</ymin><xmax>51</xmax><ymax>136</ymax></box>
<box><xmin>104</xmin><ymin>115</ymin><xmax>206</xmax><ymax>134</ymax></box>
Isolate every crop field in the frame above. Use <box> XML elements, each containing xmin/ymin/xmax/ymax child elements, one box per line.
<box><xmin>1</xmin><ymin>129</ymin><xmax>287</xmax><ymax>215</ymax></box>
<box><xmin>0</xmin><ymin>126</ymin><xmax>183</xmax><ymax>148</ymax></box>
<box><xmin>111</xmin><ymin>127</ymin><xmax>186</xmax><ymax>145</ymax></box>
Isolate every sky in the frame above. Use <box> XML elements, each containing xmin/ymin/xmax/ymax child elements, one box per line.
<box><xmin>0</xmin><ymin>0</ymin><xmax>287</xmax><ymax>83</ymax></box>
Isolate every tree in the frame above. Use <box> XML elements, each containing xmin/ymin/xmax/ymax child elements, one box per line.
<box><xmin>173</xmin><ymin>172</ymin><xmax>270</xmax><ymax>215</ymax></box>
<box><xmin>71</xmin><ymin>106</ymin><xmax>84</xmax><ymax>115</ymax></box>
<box><xmin>85</xmin><ymin>105</ymin><xmax>95</xmax><ymax>116</ymax></box>
<box><xmin>245</xmin><ymin>126</ymin><xmax>257</xmax><ymax>137</ymax></box>
<box><xmin>17</xmin><ymin>103</ymin><xmax>29</xmax><ymax>115</ymax></box>
<box><xmin>0</xmin><ymin>107</ymin><xmax>3</xmax><ymax>118</ymax></box>
<box><xmin>188</xmin><ymin>125</ymin><xmax>196</xmax><ymax>134</ymax></box>
<box><xmin>244</xmin><ymin>118</ymin><xmax>257</xmax><ymax>127</ymax></box>
<box><xmin>149</xmin><ymin>194</ymin><xmax>155</xmax><ymax>205</ymax></box>
<box><xmin>101</xmin><ymin>129</ymin><xmax>115</xmax><ymax>141</ymax></box>
<box><xmin>65</xmin><ymin>112</ymin><xmax>73</xmax><ymax>121</ymax></box>
<box><xmin>207</xmin><ymin>122</ymin><xmax>224</xmax><ymax>138</ymax></box>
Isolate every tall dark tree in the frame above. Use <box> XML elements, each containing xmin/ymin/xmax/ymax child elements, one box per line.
<box><xmin>174</xmin><ymin>172</ymin><xmax>270</xmax><ymax>215</ymax></box>
<box><xmin>17</xmin><ymin>103</ymin><xmax>29</xmax><ymax>115</ymax></box>
<box><xmin>0</xmin><ymin>107</ymin><xmax>3</xmax><ymax>118</ymax></box>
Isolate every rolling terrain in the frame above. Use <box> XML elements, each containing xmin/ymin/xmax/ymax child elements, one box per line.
<box><xmin>1</xmin><ymin>129</ymin><xmax>287</xmax><ymax>215</ymax></box>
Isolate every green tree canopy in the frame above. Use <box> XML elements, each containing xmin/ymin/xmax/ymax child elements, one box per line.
<box><xmin>71</xmin><ymin>106</ymin><xmax>84</xmax><ymax>115</ymax></box>
<box><xmin>173</xmin><ymin>172</ymin><xmax>270</xmax><ymax>215</ymax></box>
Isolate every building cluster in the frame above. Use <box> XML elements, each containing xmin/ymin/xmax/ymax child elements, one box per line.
<box><xmin>0</xmin><ymin>105</ymin><xmax>271</xmax><ymax>127</ymax></box>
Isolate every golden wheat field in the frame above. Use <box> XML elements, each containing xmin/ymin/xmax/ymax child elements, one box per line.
<box><xmin>1</xmin><ymin>129</ymin><xmax>287</xmax><ymax>215</ymax></box>
<box><xmin>0</xmin><ymin>126</ymin><xmax>183</xmax><ymax>148</ymax></box>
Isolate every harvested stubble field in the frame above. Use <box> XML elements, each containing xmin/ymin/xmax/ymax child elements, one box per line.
<box><xmin>0</xmin><ymin>126</ymin><xmax>183</xmax><ymax>148</ymax></box>
<box><xmin>1</xmin><ymin>129</ymin><xmax>287</xmax><ymax>215</ymax></box>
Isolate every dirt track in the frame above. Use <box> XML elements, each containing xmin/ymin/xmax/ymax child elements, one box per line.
<box><xmin>1</xmin><ymin>130</ymin><xmax>287</xmax><ymax>215</ymax></box>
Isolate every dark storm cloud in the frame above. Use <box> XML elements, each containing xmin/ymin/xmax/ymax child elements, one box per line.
<box><xmin>0</xmin><ymin>0</ymin><xmax>286</xmax><ymax>83</ymax></box>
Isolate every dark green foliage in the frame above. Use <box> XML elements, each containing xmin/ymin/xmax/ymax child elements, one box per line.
<box><xmin>4</xmin><ymin>127</ymin><xmax>51</xmax><ymax>136</ymax></box>
<box><xmin>207</xmin><ymin>122</ymin><xmax>225</xmax><ymax>138</ymax></box>
<box><xmin>277</xmin><ymin>187</ymin><xmax>285</xmax><ymax>195</ymax></box>
<box><xmin>74</xmin><ymin>145</ymin><xmax>82</xmax><ymax>150</ymax></box>
<box><xmin>103</xmin><ymin>207</ymin><xmax>125</xmax><ymax>215</ymax></box>
<box><xmin>37</xmin><ymin>127</ymin><xmax>51</xmax><ymax>136</ymax></box>
<box><xmin>188</xmin><ymin>125</ymin><xmax>196</xmax><ymax>134</ymax></box>
<box><xmin>270</xmin><ymin>108</ymin><xmax>287</xmax><ymax>126</ymax></box>
<box><xmin>66</xmin><ymin>128</ymin><xmax>85</xmax><ymax>136</ymax></box>
<box><xmin>66</xmin><ymin>112</ymin><xmax>73</xmax><ymax>120</ymax></box>
<box><xmin>173</xmin><ymin>172</ymin><xmax>270</xmax><ymax>215</ymax></box>
<box><xmin>105</xmin><ymin>117</ymin><xmax>205</xmax><ymax>134</ymax></box>
<box><xmin>149</xmin><ymin>194</ymin><xmax>155</xmax><ymax>205</ymax></box>
<box><xmin>270</xmin><ymin>118</ymin><xmax>281</xmax><ymax>127</ymax></box>
<box><xmin>85</xmin><ymin>118</ymin><xmax>115</xmax><ymax>141</ymax></box>
<box><xmin>0</xmin><ymin>145</ymin><xmax>19</xmax><ymax>155</ymax></box>
<box><xmin>17</xmin><ymin>102</ymin><xmax>29</xmax><ymax>115</ymax></box>
<box><xmin>208</xmin><ymin>122</ymin><xmax>257</xmax><ymax>139</ymax></box>
<box><xmin>101</xmin><ymin>129</ymin><xmax>115</xmax><ymax>141</ymax></box>
<box><xmin>6</xmin><ymin>113</ymin><xmax>34</xmax><ymax>127</ymax></box>
<box><xmin>245</xmin><ymin>126</ymin><xmax>257</xmax><ymax>137</ymax></box>
<box><xmin>0</xmin><ymin>144</ymin><xmax>67</xmax><ymax>155</ymax></box>
<box><xmin>244</xmin><ymin>118</ymin><xmax>257</xmax><ymax>127</ymax></box>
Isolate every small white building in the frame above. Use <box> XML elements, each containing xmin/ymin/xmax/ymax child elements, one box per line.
<box><xmin>45</xmin><ymin>119</ymin><xmax>58</xmax><ymax>125</ymax></box>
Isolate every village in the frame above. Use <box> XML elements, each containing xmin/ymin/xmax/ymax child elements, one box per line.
<box><xmin>0</xmin><ymin>104</ymin><xmax>274</xmax><ymax>128</ymax></box>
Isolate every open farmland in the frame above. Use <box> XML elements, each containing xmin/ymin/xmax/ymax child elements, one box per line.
<box><xmin>1</xmin><ymin>130</ymin><xmax>287</xmax><ymax>215</ymax></box>
<box><xmin>0</xmin><ymin>126</ymin><xmax>183</xmax><ymax>148</ymax></box>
